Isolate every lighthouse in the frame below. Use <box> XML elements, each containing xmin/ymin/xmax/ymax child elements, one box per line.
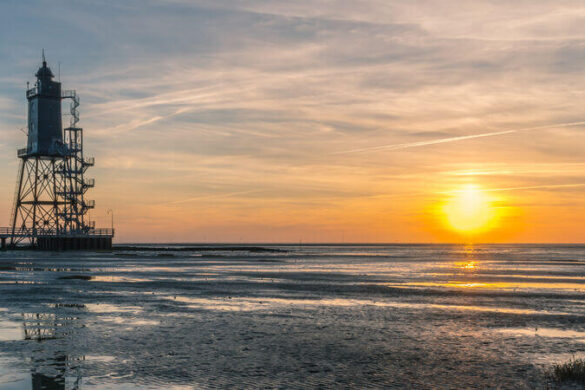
<box><xmin>26</xmin><ymin>54</ymin><xmax>64</xmax><ymax>156</ymax></box>
<box><xmin>0</xmin><ymin>54</ymin><xmax>114</xmax><ymax>250</ymax></box>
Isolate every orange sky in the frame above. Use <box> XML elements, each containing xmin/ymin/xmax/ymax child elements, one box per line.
<box><xmin>1</xmin><ymin>1</ymin><xmax>585</xmax><ymax>243</ymax></box>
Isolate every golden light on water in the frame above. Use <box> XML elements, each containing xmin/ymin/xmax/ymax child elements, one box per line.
<box><xmin>456</xmin><ymin>260</ymin><xmax>477</xmax><ymax>270</ymax></box>
<box><xmin>442</xmin><ymin>184</ymin><xmax>499</xmax><ymax>235</ymax></box>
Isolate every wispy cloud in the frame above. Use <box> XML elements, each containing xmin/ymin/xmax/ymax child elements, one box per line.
<box><xmin>160</xmin><ymin>189</ymin><xmax>263</xmax><ymax>206</ymax></box>
<box><xmin>1</xmin><ymin>1</ymin><xmax>585</xmax><ymax>242</ymax></box>
<box><xmin>440</xmin><ymin>183</ymin><xmax>585</xmax><ymax>195</ymax></box>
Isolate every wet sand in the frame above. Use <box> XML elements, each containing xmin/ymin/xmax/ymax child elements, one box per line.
<box><xmin>0</xmin><ymin>244</ymin><xmax>584</xmax><ymax>389</ymax></box>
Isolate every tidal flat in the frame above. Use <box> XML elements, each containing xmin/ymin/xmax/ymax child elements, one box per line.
<box><xmin>0</xmin><ymin>244</ymin><xmax>585</xmax><ymax>389</ymax></box>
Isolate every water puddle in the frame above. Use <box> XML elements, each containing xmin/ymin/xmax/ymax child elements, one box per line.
<box><xmin>85</xmin><ymin>304</ymin><xmax>142</xmax><ymax>314</ymax></box>
<box><xmin>0</xmin><ymin>320</ymin><xmax>22</xmax><ymax>341</ymax></box>
<box><xmin>162</xmin><ymin>295</ymin><xmax>565</xmax><ymax>315</ymax></box>
<box><xmin>398</xmin><ymin>281</ymin><xmax>585</xmax><ymax>291</ymax></box>
<box><xmin>85</xmin><ymin>355</ymin><xmax>117</xmax><ymax>363</ymax></box>
<box><xmin>0</xmin><ymin>377</ymin><xmax>30</xmax><ymax>390</ymax></box>
<box><xmin>99</xmin><ymin>316</ymin><xmax>159</xmax><ymax>327</ymax></box>
<box><xmin>91</xmin><ymin>275</ymin><xmax>152</xmax><ymax>283</ymax></box>
<box><xmin>498</xmin><ymin>327</ymin><xmax>585</xmax><ymax>339</ymax></box>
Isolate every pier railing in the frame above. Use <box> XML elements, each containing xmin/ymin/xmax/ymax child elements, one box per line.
<box><xmin>26</xmin><ymin>86</ymin><xmax>38</xmax><ymax>98</ymax></box>
<box><xmin>0</xmin><ymin>227</ymin><xmax>114</xmax><ymax>238</ymax></box>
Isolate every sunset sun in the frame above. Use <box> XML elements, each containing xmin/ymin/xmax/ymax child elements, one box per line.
<box><xmin>442</xmin><ymin>184</ymin><xmax>498</xmax><ymax>235</ymax></box>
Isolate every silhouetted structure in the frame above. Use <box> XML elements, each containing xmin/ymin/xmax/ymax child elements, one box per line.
<box><xmin>0</xmin><ymin>54</ymin><xmax>113</xmax><ymax>250</ymax></box>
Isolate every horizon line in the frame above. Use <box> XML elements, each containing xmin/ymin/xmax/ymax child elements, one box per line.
<box><xmin>112</xmin><ymin>242</ymin><xmax>585</xmax><ymax>246</ymax></box>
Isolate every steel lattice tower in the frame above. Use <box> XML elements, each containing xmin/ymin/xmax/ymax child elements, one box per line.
<box><xmin>1</xmin><ymin>55</ymin><xmax>113</xmax><ymax>250</ymax></box>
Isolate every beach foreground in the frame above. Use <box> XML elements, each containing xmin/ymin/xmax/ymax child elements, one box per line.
<box><xmin>0</xmin><ymin>244</ymin><xmax>584</xmax><ymax>389</ymax></box>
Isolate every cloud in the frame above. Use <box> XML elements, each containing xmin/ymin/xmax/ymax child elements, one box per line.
<box><xmin>441</xmin><ymin>183</ymin><xmax>585</xmax><ymax>194</ymax></box>
<box><xmin>161</xmin><ymin>189</ymin><xmax>263</xmax><ymax>206</ymax></box>
<box><xmin>1</xmin><ymin>0</ymin><xmax>585</xmax><ymax>241</ymax></box>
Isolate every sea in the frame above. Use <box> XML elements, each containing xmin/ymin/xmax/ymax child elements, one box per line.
<box><xmin>0</xmin><ymin>244</ymin><xmax>584</xmax><ymax>389</ymax></box>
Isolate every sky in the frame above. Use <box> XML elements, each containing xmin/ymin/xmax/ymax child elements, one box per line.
<box><xmin>0</xmin><ymin>0</ymin><xmax>584</xmax><ymax>243</ymax></box>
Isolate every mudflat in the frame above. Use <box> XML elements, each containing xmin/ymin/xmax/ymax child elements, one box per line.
<box><xmin>0</xmin><ymin>244</ymin><xmax>584</xmax><ymax>389</ymax></box>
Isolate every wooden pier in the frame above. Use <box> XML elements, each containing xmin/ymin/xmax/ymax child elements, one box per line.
<box><xmin>0</xmin><ymin>227</ymin><xmax>113</xmax><ymax>250</ymax></box>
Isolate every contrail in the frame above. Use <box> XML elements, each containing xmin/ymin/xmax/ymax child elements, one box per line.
<box><xmin>336</xmin><ymin>121</ymin><xmax>585</xmax><ymax>154</ymax></box>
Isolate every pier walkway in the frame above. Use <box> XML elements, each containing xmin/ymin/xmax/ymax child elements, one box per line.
<box><xmin>0</xmin><ymin>227</ymin><xmax>114</xmax><ymax>250</ymax></box>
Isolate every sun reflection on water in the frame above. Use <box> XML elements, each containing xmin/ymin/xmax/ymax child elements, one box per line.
<box><xmin>455</xmin><ymin>260</ymin><xmax>477</xmax><ymax>270</ymax></box>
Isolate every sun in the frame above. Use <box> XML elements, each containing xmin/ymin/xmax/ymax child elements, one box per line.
<box><xmin>442</xmin><ymin>184</ymin><xmax>497</xmax><ymax>235</ymax></box>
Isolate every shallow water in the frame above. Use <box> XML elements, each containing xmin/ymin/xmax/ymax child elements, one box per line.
<box><xmin>0</xmin><ymin>244</ymin><xmax>584</xmax><ymax>389</ymax></box>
